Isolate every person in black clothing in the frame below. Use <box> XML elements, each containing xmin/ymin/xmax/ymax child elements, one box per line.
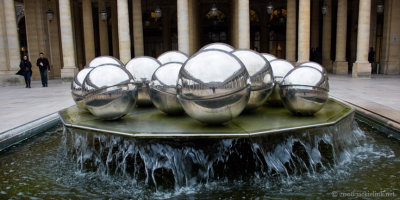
<box><xmin>19</xmin><ymin>55</ymin><xmax>32</xmax><ymax>88</ymax></box>
<box><xmin>36</xmin><ymin>52</ymin><xmax>50</xmax><ymax>87</ymax></box>
<box><xmin>368</xmin><ymin>47</ymin><xmax>375</xmax><ymax>72</ymax></box>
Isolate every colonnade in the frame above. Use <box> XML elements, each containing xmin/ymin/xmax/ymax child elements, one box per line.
<box><xmin>1</xmin><ymin>0</ymin><xmax>397</xmax><ymax>84</ymax></box>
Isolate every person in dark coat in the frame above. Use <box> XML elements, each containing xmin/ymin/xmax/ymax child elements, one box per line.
<box><xmin>36</xmin><ymin>52</ymin><xmax>50</xmax><ymax>87</ymax></box>
<box><xmin>19</xmin><ymin>55</ymin><xmax>32</xmax><ymax>88</ymax></box>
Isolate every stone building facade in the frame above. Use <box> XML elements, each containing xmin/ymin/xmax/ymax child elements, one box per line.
<box><xmin>0</xmin><ymin>0</ymin><xmax>399</xmax><ymax>85</ymax></box>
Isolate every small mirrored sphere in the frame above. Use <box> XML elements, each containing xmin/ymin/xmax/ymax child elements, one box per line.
<box><xmin>261</xmin><ymin>53</ymin><xmax>277</xmax><ymax>62</ymax></box>
<box><xmin>199</xmin><ymin>42</ymin><xmax>235</xmax><ymax>52</ymax></box>
<box><xmin>157</xmin><ymin>51</ymin><xmax>189</xmax><ymax>65</ymax></box>
<box><xmin>177</xmin><ymin>49</ymin><xmax>251</xmax><ymax>124</ymax></box>
<box><xmin>125</xmin><ymin>56</ymin><xmax>161</xmax><ymax>106</ymax></box>
<box><xmin>279</xmin><ymin>66</ymin><xmax>329</xmax><ymax>116</ymax></box>
<box><xmin>87</xmin><ymin>56</ymin><xmax>123</xmax><ymax>68</ymax></box>
<box><xmin>297</xmin><ymin>61</ymin><xmax>329</xmax><ymax>90</ymax></box>
<box><xmin>82</xmin><ymin>64</ymin><xmax>137</xmax><ymax>120</ymax></box>
<box><xmin>149</xmin><ymin>62</ymin><xmax>184</xmax><ymax>114</ymax></box>
<box><xmin>71</xmin><ymin>67</ymin><xmax>94</xmax><ymax>109</ymax></box>
<box><xmin>266</xmin><ymin>59</ymin><xmax>295</xmax><ymax>106</ymax></box>
<box><xmin>232</xmin><ymin>49</ymin><xmax>274</xmax><ymax>110</ymax></box>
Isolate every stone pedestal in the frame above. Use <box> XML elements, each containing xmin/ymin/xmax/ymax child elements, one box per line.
<box><xmin>238</xmin><ymin>0</ymin><xmax>250</xmax><ymax>49</ymax></box>
<box><xmin>286</xmin><ymin>0</ymin><xmax>296</xmax><ymax>63</ymax></box>
<box><xmin>333</xmin><ymin>61</ymin><xmax>348</xmax><ymax>74</ymax></box>
<box><xmin>82</xmin><ymin>0</ymin><xmax>95</xmax><ymax>63</ymax></box>
<box><xmin>297</xmin><ymin>0</ymin><xmax>311</xmax><ymax>63</ymax></box>
<box><xmin>352</xmin><ymin>62</ymin><xmax>371</xmax><ymax>78</ymax></box>
<box><xmin>132</xmin><ymin>0</ymin><xmax>144</xmax><ymax>56</ymax></box>
<box><xmin>177</xmin><ymin>0</ymin><xmax>189</xmax><ymax>55</ymax></box>
<box><xmin>59</xmin><ymin>0</ymin><xmax>77</xmax><ymax>81</ymax></box>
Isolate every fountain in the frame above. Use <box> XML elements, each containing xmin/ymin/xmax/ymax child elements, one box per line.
<box><xmin>2</xmin><ymin>43</ymin><xmax>398</xmax><ymax>199</ymax></box>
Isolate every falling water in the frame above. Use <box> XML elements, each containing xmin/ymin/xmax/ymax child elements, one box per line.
<box><xmin>62</xmin><ymin>114</ymin><xmax>370</xmax><ymax>193</ymax></box>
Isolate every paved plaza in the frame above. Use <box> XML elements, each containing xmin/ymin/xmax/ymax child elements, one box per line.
<box><xmin>0</xmin><ymin>75</ymin><xmax>399</xmax><ymax>133</ymax></box>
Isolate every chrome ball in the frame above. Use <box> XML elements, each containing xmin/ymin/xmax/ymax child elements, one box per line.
<box><xmin>71</xmin><ymin>67</ymin><xmax>94</xmax><ymax>109</ymax></box>
<box><xmin>199</xmin><ymin>42</ymin><xmax>235</xmax><ymax>52</ymax></box>
<box><xmin>87</xmin><ymin>56</ymin><xmax>123</xmax><ymax>68</ymax></box>
<box><xmin>267</xmin><ymin>59</ymin><xmax>294</xmax><ymax>106</ymax></box>
<box><xmin>279</xmin><ymin>66</ymin><xmax>329</xmax><ymax>116</ymax></box>
<box><xmin>232</xmin><ymin>49</ymin><xmax>274</xmax><ymax>110</ymax></box>
<box><xmin>177</xmin><ymin>49</ymin><xmax>251</xmax><ymax>124</ymax></box>
<box><xmin>157</xmin><ymin>51</ymin><xmax>188</xmax><ymax>65</ymax></box>
<box><xmin>149</xmin><ymin>62</ymin><xmax>184</xmax><ymax>115</ymax></box>
<box><xmin>261</xmin><ymin>53</ymin><xmax>277</xmax><ymax>62</ymax></box>
<box><xmin>125</xmin><ymin>56</ymin><xmax>161</xmax><ymax>106</ymax></box>
<box><xmin>82</xmin><ymin>64</ymin><xmax>137</xmax><ymax>120</ymax></box>
<box><xmin>297</xmin><ymin>61</ymin><xmax>329</xmax><ymax>90</ymax></box>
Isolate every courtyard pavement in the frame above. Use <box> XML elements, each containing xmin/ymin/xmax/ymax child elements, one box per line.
<box><xmin>0</xmin><ymin>74</ymin><xmax>399</xmax><ymax>133</ymax></box>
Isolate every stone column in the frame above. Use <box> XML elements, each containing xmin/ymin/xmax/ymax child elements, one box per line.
<box><xmin>352</xmin><ymin>0</ymin><xmax>371</xmax><ymax>78</ymax></box>
<box><xmin>189</xmin><ymin>0</ymin><xmax>198</xmax><ymax>55</ymax></box>
<box><xmin>380</xmin><ymin>0</ymin><xmax>400</xmax><ymax>74</ymax></box>
<box><xmin>311</xmin><ymin>0</ymin><xmax>320</xmax><ymax>49</ymax></box>
<box><xmin>297</xmin><ymin>0</ymin><xmax>311</xmax><ymax>64</ymax></box>
<box><xmin>4</xmin><ymin>0</ymin><xmax>20</xmax><ymax>71</ymax></box>
<box><xmin>231</xmin><ymin>0</ymin><xmax>239</xmax><ymax>48</ymax></box>
<box><xmin>322</xmin><ymin>0</ymin><xmax>332</xmax><ymax>71</ymax></box>
<box><xmin>82</xmin><ymin>0</ymin><xmax>95</xmax><ymax>63</ymax></box>
<box><xmin>98</xmin><ymin>0</ymin><xmax>109</xmax><ymax>56</ymax></box>
<box><xmin>177</xmin><ymin>0</ymin><xmax>189</xmax><ymax>55</ymax></box>
<box><xmin>59</xmin><ymin>0</ymin><xmax>77</xmax><ymax>80</ymax></box>
<box><xmin>286</xmin><ymin>0</ymin><xmax>296</xmax><ymax>63</ymax></box>
<box><xmin>0</xmin><ymin>1</ymin><xmax>8</xmax><ymax>72</ymax></box>
<box><xmin>117</xmin><ymin>0</ymin><xmax>131</xmax><ymax>64</ymax></box>
<box><xmin>111</xmin><ymin>1</ymin><xmax>119</xmax><ymax>58</ymax></box>
<box><xmin>238</xmin><ymin>0</ymin><xmax>250</xmax><ymax>49</ymax></box>
<box><xmin>333</xmin><ymin>0</ymin><xmax>348</xmax><ymax>74</ymax></box>
<box><xmin>132</xmin><ymin>0</ymin><xmax>144</xmax><ymax>56</ymax></box>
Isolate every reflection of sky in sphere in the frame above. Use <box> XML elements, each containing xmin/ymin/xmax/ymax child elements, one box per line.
<box><xmin>157</xmin><ymin>51</ymin><xmax>188</xmax><ymax>65</ymax></box>
<box><xmin>153</xmin><ymin>62</ymin><xmax>182</xmax><ymax>87</ymax></box>
<box><xmin>184</xmin><ymin>51</ymin><xmax>242</xmax><ymax>84</ymax></box>
<box><xmin>262</xmin><ymin>53</ymin><xmax>277</xmax><ymax>62</ymax></box>
<box><xmin>282</xmin><ymin>67</ymin><xmax>324</xmax><ymax>87</ymax></box>
<box><xmin>86</xmin><ymin>65</ymin><xmax>130</xmax><ymax>89</ymax></box>
<box><xmin>270</xmin><ymin>59</ymin><xmax>294</xmax><ymax>79</ymax></box>
<box><xmin>88</xmin><ymin>56</ymin><xmax>122</xmax><ymax>68</ymax></box>
<box><xmin>200</xmin><ymin>43</ymin><xmax>234</xmax><ymax>52</ymax></box>
<box><xmin>232</xmin><ymin>50</ymin><xmax>267</xmax><ymax>76</ymax></box>
<box><xmin>125</xmin><ymin>57</ymin><xmax>161</xmax><ymax>81</ymax></box>
<box><xmin>76</xmin><ymin>68</ymin><xmax>93</xmax><ymax>85</ymax></box>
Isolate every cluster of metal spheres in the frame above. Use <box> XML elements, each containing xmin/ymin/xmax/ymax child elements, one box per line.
<box><xmin>71</xmin><ymin>43</ymin><xmax>329</xmax><ymax>124</ymax></box>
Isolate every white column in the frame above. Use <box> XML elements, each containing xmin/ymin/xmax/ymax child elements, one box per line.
<box><xmin>238</xmin><ymin>0</ymin><xmax>250</xmax><ymax>49</ymax></box>
<box><xmin>4</xmin><ymin>0</ymin><xmax>20</xmax><ymax>71</ymax></box>
<box><xmin>99</xmin><ymin>0</ymin><xmax>109</xmax><ymax>56</ymax></box>
<box><xmin>0</xmin><ymin>0</ymin><xmax>7</xmax><ymax>71</ymax></box>
<box><xmin>82</xmin><ymin>0</ymin><xmax>95</xmax><ymax>63</ymax></box>
<box><xmin>59</xmin><ymin>0</ymin><xmax>77</xmax><ymax>80</ymax></box>
<box><xmin>117</xmin><ymin>0</ymin><xmax>131</xmax><ymax>64</ymax></box>
<box><xmin>297</xmin><ymin>0</ymin><xmax>311</xmax><ymax>63</ymax></box>
<box><xmin>286</xmin><ymin>0</ymin><xmax>296</xmax><ymax>63</ymax></box>
<box><xmin>132</xmin><ymin>0</ymin><xmax>144</xmax><ymax>56</ymax></box>
<box><xmin>177</xmin><ymin>0</ymin><xmax>189</xmax><ymax>55</ymax></box>
<box><xmin>333</xmin><ymin>0</ymin><xmax>348</xmax><ymax>74</ymax></box>
<box><xmin>352</xmin><ymin>0</ymin><xmax>371</xmax><ymax>78</ymax></box>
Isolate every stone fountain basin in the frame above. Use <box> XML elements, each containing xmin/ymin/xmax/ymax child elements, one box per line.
<box><xmin>59</xmin><ymin>98</ymin><xmax>353</xmax><ymax>138</ymax></box>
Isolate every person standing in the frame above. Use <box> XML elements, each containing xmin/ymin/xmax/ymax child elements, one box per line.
<box><xmin>36</xmin><ymin>52</ymin><xmax>50</xmax><ymax>87</ymax></box>
<box><xmin>19</xmin><ymin>55</ymin><xmax>32</xmax><ymax>88</ymax></box>
<box><xmin>368</xmin><ymin>47</ymin><xmax>375</xmax><ymax>72</ymax></box>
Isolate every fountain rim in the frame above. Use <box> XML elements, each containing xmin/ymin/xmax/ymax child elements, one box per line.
<box><xmin>59</xmin><ymin>97</ymin><xmax>354</xmax><ymax>139</ymax></box>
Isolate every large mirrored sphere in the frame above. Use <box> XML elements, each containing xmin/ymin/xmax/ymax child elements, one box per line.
<box><xmin>266</xmin><ymin>59</ymin><xmax>295</xmax><ymax>106</ymax></box>
<box><xmin>261</xmin><ymin>53</ymin><xmax>277</xmax><ymax>62</ymax></box>
<box><xmin>232</xmin><ymin>49</ymin><xmax>274</xmax><ymax>110</ymax></box>
<box><xmin>125</xmin><ymin>56</ymin><xmax>161</xmax><ymax>106</ymax></box>
<box><xmin>149</xmin><ymin>62</ymin><xmax>184</xmax><ymax>114</ymax></box>
<box><xmin>279</xmin><ymin>66</ymin><xmax>329</xmax><ymax>116</ymax></box>
<box><xmin>297</xmin><ymin>61</ymin><xmax>329</xmax><ymax>90</ymax></box>
<box><xmin>177</xmin><ymin>49</ymin><xmax>251</xmax><ymax>124</ymax></box>
<box><xmin>157</xmin><ymin>51</ymin><xmax>189</xmax><ymax>65</ymax></box>
<box><xmin>71</xmin><ymin>67</ymin><xmax>94</xmax><ymax>109</ymax></box>
<box><xmin>87</xmin><ymin>56</ymin><xmax>123</xmax><ymax>68</ymax></box>
<box><xmin>82</xmin><ymin>64</ymin><xmax>137</xmax><ymax>120</ymax></box>
<box><xmin>199</xmin><ymin>42</ymin><xmax>235</xmax><ymax>52</ymax></box>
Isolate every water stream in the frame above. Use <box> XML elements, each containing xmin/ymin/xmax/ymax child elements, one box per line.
<box><xmin>0</xmin><ymin>117</ymin><xmax>399</xmax><ymax>199</ymax></box>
